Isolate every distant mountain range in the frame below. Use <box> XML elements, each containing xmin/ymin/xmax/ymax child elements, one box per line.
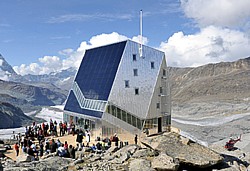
<box><xmin>170</xmin><ymin>57</ymin><xmax>250</xmax><ymax>104</ymax></box>
<box><xmin>0</xmin><ymin>54</ymin><xmax>68</xmax><ymax>114</ymax></box>
<box><xmin>0</xmin><ymin>101</ymin><xmax>32</xmax><ymax>129</ymax></box>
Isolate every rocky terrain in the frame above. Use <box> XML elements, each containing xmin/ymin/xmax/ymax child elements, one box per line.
<box><xmin>2</xmin><ymin>132</ymin><xmax>248</xmax><ymax>171</ymax></box>
<box><xmin>169</xmin><ymin>57</ymin><xmax>250</xmax><ymax>146</ymax></box>
<box><xmin>0</xmin><ymin>102</ymin><xmax>32</xmax><ymax>129</ymax></box>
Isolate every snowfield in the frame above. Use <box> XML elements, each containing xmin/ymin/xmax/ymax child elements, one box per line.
<box><xmin>0</xmin><ymin>105</ymin><xmax>63</xmax><ymax>140</ymax></box>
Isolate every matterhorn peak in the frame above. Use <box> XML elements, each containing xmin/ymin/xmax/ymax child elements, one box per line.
<box><xmin>0</xmin><ymin>53</ymin><xmax>19</xmax><ymax>81</ymax></box>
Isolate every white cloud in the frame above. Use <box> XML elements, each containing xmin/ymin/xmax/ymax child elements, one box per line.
<box><xmin>132</xmin><ymin>35</ymin><xmax>149</xmax><ymax>45</ymax></box>
<box><xmin>13</xmin><ymin>32</ymin><xmax>131</xmax><ymax>75</ymax></box>
<box><xmin>181</xmin><ymin>0</ymin><xmax>250</xmax><ymax>28</ymax></box>
<box><xmin>58</xmin><ymin>49</ymin><xmax>74</xmax><ymax>56</ymax></box>
<box><xmin>160</xmin><ymin>26</ymin><xmax>250</xmax><ymax>67</ymax></box>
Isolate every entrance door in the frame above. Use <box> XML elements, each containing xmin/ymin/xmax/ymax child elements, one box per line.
<box><xmin>158</xmin><ymin>117</ymin><xmax>162</xmax><ymax>133</ymax></box>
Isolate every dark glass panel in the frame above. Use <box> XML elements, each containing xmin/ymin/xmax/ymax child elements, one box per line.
<box><xmin>117</xmin><ymin>108</ymin><xmax>121</xmax><ymax>119</ymax></box>
<box><xmin>74</xmin><ymin>41</ymin><xmax>127</xmax><ymax>100</ymax></box>
<box><xmin>64</xmin><ymin>91</ymin><xmax>103</xmax><ymax>118</ymax></box>
<box><xmin>122</xmin><ymin>110</ymin><xmax>127</xmax><ymax>122</ymax></box>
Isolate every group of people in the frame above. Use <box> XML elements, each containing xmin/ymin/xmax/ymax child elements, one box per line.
<box><xmin>12</xmin><ymin>119</ymin><xmax>140</xmax><ymax>160</ymax></box>
<box><xmin>13</xmin><ymin>119</ymin><xmax>77</xmax><ymax>160</ymax></box>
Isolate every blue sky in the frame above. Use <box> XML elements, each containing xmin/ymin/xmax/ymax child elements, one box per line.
<box><xmin>0</xmin><ymin>0</ymin><xmax>250</xmax><ymax>75</ymax></box>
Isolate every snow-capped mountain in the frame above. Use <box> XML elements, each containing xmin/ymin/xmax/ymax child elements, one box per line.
<box><xmin>22</xmin><ymin>67</ymin><xmax>76</xmax><ymax>91</ymax></box>
<box><xmin>0</xmin><ymin>54</ymin><xmax>22</xmax><ymax>81</ymax></box>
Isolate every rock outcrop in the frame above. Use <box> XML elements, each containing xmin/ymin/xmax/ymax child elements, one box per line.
<box><xmin>141</xmin><ymin>132</ymin><xmax>224</xmax><ymax>169</ymax></box>
<box><xmin>1</xmin><ymin>132</ymin><xmax>232</xmax><ymax>171</ymax></box>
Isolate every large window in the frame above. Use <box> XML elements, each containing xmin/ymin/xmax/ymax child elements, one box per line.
<box><xmin>106</xmin><ymin>104</ymin><xmax>145</xmax><ymax>130</ymax></box>
<box><xmin>117</xmin><ymin>108</ymin><xmax>122</xmax><ymax>119</ymax></box>
<box><xmin>127</xmin><ymin>113</ymin><xmax>132</xmax><ymax>125</ymax></box>
<box><xmin>122</xmin><ymin>110</ymin><xmax>127</xmax><ymax>122</ymax></box>
<box><xmin>111</xmin><ymin>105</ymin><xmax>116</xmax><ymax>117</ymax></box>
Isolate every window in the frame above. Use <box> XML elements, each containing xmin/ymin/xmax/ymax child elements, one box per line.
<box><xmin>127</xmin><ymin>113</ymin><xmax>132</xmax><ymax>124</ymax></box>
<box><xmin>133</xmin><ymin>54</ymin><xmax>136</xmax><ymax>61</ymax></box>
<box><xmin>117</xmin><ymin>108</ymin><xmax>121</xmax><ymax>119</ymax></box>
<box><xmin>107</xmin><ymin>105</ymin><xmax>110</xmax><ymax>113</ymax></box>
<box><xmin>133</xmin><ymin>69</ymin><xmax>138</xmax><ymax>76</ymax></box>
<box><xmin>160</xmin><ymin>87</ymin><xmax>163</xmax><ymax>94</ymax></box>
<box><xmin>111</xmin><ymin>105</ymin><xmax>116</xmax><ymax>117</ymax></box>
<box><xmin>156</xmin><ymin>103</ymin><xmax>160</xmax><ymax>109</ymax></box>
<box><xmin>132</xmin><ymin>115</ymin><xmax>137</xmax><ymax>127</ymax></box>
<box><xmin>135</xmin><ymin>88</ymin><xmax>139</xmax><ymax>95</ymax></box>
<box><xmin>125</xmin><ymin>80</ymin><xmax>129</xmax><ymax>88</ymax></box>
<box><xmin>163</xmin><ymin>69</ymin><xmax>166</xmax><ymax>76</ymax></box>
<box><xmin>122</xmin><ymin>110</ymin><xmax>127</xmax><ymax>122</ymax></box>
<box><xmin>151</xmin><ymin>62</ymin><xmax>155</xmax><ymax>69</ymax></box>
<box><xmin>137</xmin><ymin>118</ymin><xmax>142</xmax><ymax>129</ymax></box>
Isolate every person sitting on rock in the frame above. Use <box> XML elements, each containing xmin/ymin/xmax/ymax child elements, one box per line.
<box><xmin>90</xmin><ymin>144</ymin><xmax>96</xmax><ymax>152</ymax></box>
<box><xmin>27</xmin><ymin>146</ymin><xmax>35</xmax><ymax>161</ymax></box>
<box><xmin>68</xmin><ymin>145</ymin><xmax>75</xmax><ymax>159</ymax></box>
<box><xmin>58</xmin><ymin>144</ymin><xmax>67</xmax><ymax>157</ymax></box>
<box><xmin>50</xmin><ymin>139</ymin><xmax>57</xmax><ymax>153</ymax></box>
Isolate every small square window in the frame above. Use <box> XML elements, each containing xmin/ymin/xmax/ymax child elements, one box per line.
<box><xmin>125</xmin><ymin>80</ymin><xmax>129</xmax><ymax>88</ymax></box>
<box><xmin>163</xmin><ymin>69</ymin><xmax>166</xmax><ymax>76</ymax></box>
<box><xmin>156</xmin><ymin>103</ymin><xmax>160</xmax><ymax>109</ymax></box>
<box><xmin>151</xmin><ymin>62</ymin><xmax>155</xmax><ymax>69</ymax></box>
<box><xmin>135</xmin><ymin>88</ymin><xmax>139</xmax><ymax>95</ymax></box>
<box><xmin>133</xmin><ymin>54</ymin><xmax>136</xmax><ymax>61</ymax></box>
<box><xmin>160</xmin><ymin>87</ymin><xmax>163</xmax><ymax>94</ymax></box>
<box><xmin>133</xmin><ymin>69</ymin><xmax>138</xmax><ymax>76</ymax></box>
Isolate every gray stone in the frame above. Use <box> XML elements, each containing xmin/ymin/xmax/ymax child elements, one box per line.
<box><xmin>111</xmin><ymin>151</ymin><xmax>130</xmax><ymax>164</ymax></box>
<box><xmin>75</xmin><ymin>151</ymin><xmax>84</xmax><ymax>160</ymax></box>
<box><xmin>16</xmin><ymin>154</ymin><xmax>33</xmax><ymax>163</ymax></box>
<box><xmin>129</xmin><ymin>158</ymin><xmax>154</xmax><ymax>171</ymax></box>
<box><xmin>132</xmin><ymin>148</ymin><xmax>158</xmax><ymax>158</ymax></box>
<box><xmin>73</xmin><ymin>159</ymin><xmax>84</xmax><ymax>165</ymax></box>
<box><xmin>105</xmin><ymin>146</ymin><xmax>118</xmax><ymax>154</ymax></box>
<box><xmin>141</xmin><ymin>132</ymin><xmax>224</xmax><ymax>168</ymax></box>
<box><xmin>152</xmin><ymin>153</ymin><xmax>179</xmax><ymax>171</ymax></box>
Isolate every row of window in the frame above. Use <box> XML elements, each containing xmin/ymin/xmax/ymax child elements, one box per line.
<box><xmin>72</xmin><ymin>82</ymin><xmax>107</xmax><ymax>112</ymax></box>
<box><xmin>132</xmin><ymin>54</ymin><xmax>155</xmax><ymax>69</ymax></box>
<box><xmin>106</xmin><ymin>104</ymin><xmax>145</xmax><ymax>130</ymax></box>
<box><xmin>106</xmin><ymin>103</ymin><xmax>171</xmax><ymax>130</ymax></box>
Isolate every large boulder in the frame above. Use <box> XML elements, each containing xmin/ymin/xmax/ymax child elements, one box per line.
<box><xmin>129</xmin><ymin>158</ymin><xmax>154</xmax><ymax>171</ymax></box>
<box><xmin>141</xmin><ymin>132</ymin><xmax>223</xmax><ymax>168</ymax></box>
<box><xmin>132</xmin><ymin>148</ymin><xmax>158</xmax><ymax>158</ymax></box>
<box><xmin>16</xmin><ymin>153</ymin><xmax>33</xmax><ymax>163</ymax></box>
<box><xmin>151</xmin><ymin>153</ymin><xmax>179</xmax><ymax>171</ymax></box>
<box><xmin>110</xmin><ymin>144</ymin><xmax>140</xmax><ymax>164</ymax></box>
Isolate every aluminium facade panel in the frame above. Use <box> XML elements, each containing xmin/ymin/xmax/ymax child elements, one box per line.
<box><xmin>108</xmin><ymin>40</ymin><xmax>165</xmax><ymax>119</ymax></box>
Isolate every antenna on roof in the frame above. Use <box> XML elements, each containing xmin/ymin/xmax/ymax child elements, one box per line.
<box><xmin>139</xmin><ymin>10</ymin><xmax>143</xmax><ymax>57</ymax></box>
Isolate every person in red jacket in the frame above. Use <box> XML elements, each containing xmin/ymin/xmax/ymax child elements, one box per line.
<box><xmin>14</xmin><ymin>142</ymin><xmax>19</xmax><ymax>156</ymax></box>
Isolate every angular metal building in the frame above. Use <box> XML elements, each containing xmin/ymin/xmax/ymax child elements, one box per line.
<box><xmin>63</xmin><ymin>40</ymin><xmax>171</xmax><ymax>139</ymax></box>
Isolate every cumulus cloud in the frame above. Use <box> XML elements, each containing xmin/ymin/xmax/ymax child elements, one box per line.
<box><xmin>181</xmin><ymin>0</ymin><xmax>250</xmax><ymax>28</ymax></box>
<box><xmin>13</xmin><ymin>32</ymin><xmax>132</xmax><ymax>75</ymax></box>
<box><xmin>160</xmin><ymin>26</ymin><xmax>250</xmax><ymax>67</ymax></box>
